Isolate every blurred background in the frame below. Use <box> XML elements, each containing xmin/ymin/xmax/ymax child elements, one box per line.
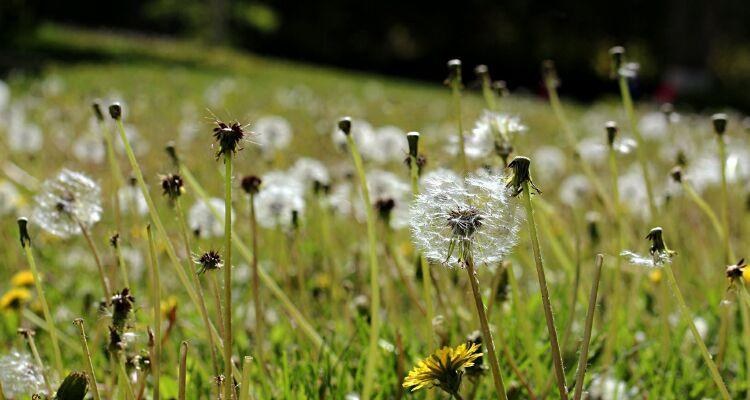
<box><xmin>3</xmin><ymin>0</ymin><xmax>750</xmax><ymax>111</ymax></box>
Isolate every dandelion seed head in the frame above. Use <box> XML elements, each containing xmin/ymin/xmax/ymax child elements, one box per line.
<box><xmin>32</xmin><ymin>169</ymin><xmax>102</xmax><ymax>238</ymax></box>
<box><xmin>118</xmin><ymin>184</ymin><xmax>148</xmax><ymax>216</ymax></box>
<box><xmin>364</xmin><ymin>125</ymin><xmax>408</xmax><ymax>163</ymax></box>
<box><xmin>410</xmin><ymin>172</ymin><xmax>520</xmax><ymax>266</ymax></box>
<box><xmin>254</xmin><ymin>182</ymin><xmax>305</xmax><ymax>229</ymax></box>
<box><xmin>0</xmin><ymin>180</ymin><xmax>21</xmax><ymax>216</ymax></box>
<box><xmin>558</xmin><ymin>174</ymin><xmax>591</xmax><ymax>206</ymax></box>
<box><xmin>0</xmin><ymin>351</ymin><xmax>46</xmax><ymax>397</ymax></box>
<box><xmin>290</xmin><ymin>157</ymin><xmax>330</xmax><ymax>188</ymax></box>
<box><xmin>188</xmin><ymin>198</ymin><xmax>234</xmax><ymax>238</ymax></box>
<box><xmin>254</xmin><ymin>115</ymin><xmax>292</xmax><ymax>152</ymax></box>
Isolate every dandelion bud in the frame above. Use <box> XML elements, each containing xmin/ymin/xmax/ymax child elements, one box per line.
<box><xmin>609</xmin><ymin>46</ymin><xmax>625</xmax><ymax>73</ymax></box>
<box><xmin>605</xmin><ymin>121</ymin><xmax>618</xmax><ymax>146</ymax></box>
<box><xmin>586</xmin><ymin>211</ymin><xmax>601</xmax><ymax>244</ymax></box>
<box><xmin>670</xmin><ymin>166</ymin><xmax>683</xmax><ymax>183</ymax></box>
<box><xmin>352</xmin><ymin>294</ymin><xmax>370</xmax><ymax>321</ymax></box>
<box><xmin>108</xmin><ymin>102</ymin><xmax>122</xmax><ymax>120</ymax></box>
<box><xmin>291</xmin><ymin>209</ymin><xmax>300</xmax><ymax>230</ymax></box>
<box><xmin>646</xmin><ymin>227</ymin><xmax>668</xmax><ymax>256</ymax></box>
<box><xmin>726</xmin><ymin>258</ymin><xmax>746</xmax><ymax>280</ymax></box>
<box><xmin>406</xmin><ymin>131</ymin><xmax>420</xmax><ymax>158</ymax></box>
<box><xmin>493</xmin><ymin>80</ymin><xmax>509</xmax><ymax>97</ymax></box>
<box><xmin>541</xmin><ymin>60</ymin><xmax>560</xmax><ymax>88</ymax></box>
<box><xmin>712</xmin><ymin>113</ymin><xmax>728</xmax><ymax>136</ymax></box>
<box><xmin>160</xmin><ymin>173</ymin><xmax>185</xmax><ymax>202</ymax></box>
<box><xmin>165</xmin><ymin>141</ymin><xmax>179</xmax><ymax>165</ymax></box>
<box><xmin>374</xmin><ymin>198</ymin><xmax>396</xmax><ymax>222</ymax></box>
<box><xmin>474</xmin><ymin>64</ymin><xmax>489</xmax><ymax>77</ymax></box>
<box><xmin>660</xmin><ymin>103</ymin><xmax>674</xmax><ymax>119</ymax></box>
<box><xmin>56</xmin><ymin>371</ymin><xmax>89</xmax><ymax>400</ymax></box>
<box><xmin>506</xmin><ymin>156</ymin><xmax>540</xmax><ymax>197</ymax></box>
<box><xmin>240</xmin><ymin>175</ymin><xmax>262</xmax><ymax>195</ymax></box>
<box><xmin>109</xmin><ymin>233</ymin><xmax>120</xmax><ymax>248</ymax></box>
<box><xmin>17</xmin><ymin>217</ymin><xmax>30</xmax><ymax>248</ymax></box>
<box><xmin>92</xmin><ymin>101</ymin><xmax>104</xmax><ymax>122</ymax></box>
<box><xmin>111</xmin><ymin>288</ymin><xmax>135</xmax><ymax>332</ymax></box>
<box><xmin>446</xmin><ymin>59</ymin><xmax>462</xmax><ymax>84</ymax></box>
<box><xmin>338</xmin><ymin>117</ymin><xmax>352</xmax><ymax>136</ymax></box>
<box><xmin>194</xmin><ymin>250</ymin><xmax>223</xmax><ymax>274</ymax></box>
<box><xmin>212</xmin><ymin>120</ymin><xmax>247</xmax><ymax>159</ymax></box>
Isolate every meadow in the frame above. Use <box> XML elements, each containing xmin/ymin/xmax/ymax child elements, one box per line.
<box><xmin>1</xmin><ymin>25</ymin><xmax>749</xmax><ymax>399</ymax></box>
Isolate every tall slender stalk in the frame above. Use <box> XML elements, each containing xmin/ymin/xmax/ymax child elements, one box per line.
<box><xmin>612</xmin><ymin>48</ymin><xmax>657</xmax><ymax>219</ymax></box>
<box><xmin>94</xmin><ymin>101</ymin><xmax>126</xmax><ymax>232</ymax></box>
<box><xmin>73</xmin><ymin>318</ymin><xmax>102</xmax><ymax>400</ymax></box>
<box><xmin>239</xmin><ymin>356</ymin><xmax>252</xmax><ymax>400</ymax></box>
<box><xmin>447</xmin><ymin>60</ymin><xmax>468</xmax><ymax>176</ymax></box>
<box><xmin>573</xmin><ymin>254</ymin><xmax>603</xmax><ymax>400</ymax></box>
<box><xmin>465</xmin><ymin>255</ymin><xmax>509</xmax><ymax>399</ymax></box>
<box><xmin>222</xmin><ymin>152</ymin><xmax>234</xmax><ymax>400</ymax></box>
<box><xmin>340</xmin><ymin>118</ymin><xmax>381</xmax><ymax>399</ymax></box>
<box><xmin>77</xmin><ymin>219</ymin><xmax>112</xmax><ymax>300</ymax></box>
<box><xmin>520</xmin><ymin>181</ymin><xmax>569</xmax><ymax>400</ymax></box>
<box><xmin>146</xmin><ymin>225</ymin><xmax>161</xmax><ymax>399</ymax></box>
<box><xmin>662</xmin><ymin>263</ymin><xmax>730</xmax><ymax>399</ymax></box>
<box><xmin>248</xmin><ymin>191</ymin><xmax>264</xmax><ymax>366</ymax></box>
<box><xmin>712</xmin><ymin>114</ymin><xmax>732</xmax><ymax>264</ymax></box>
<box><xmin>20</xmin><ymin>330</ymin><xmax>53</xmax><ymax>395</ymax></box>
<box><xmin>18</xmin><ymin>218</ymin><xmax>63</xmax><ymax>375</ymax></box>
<box><xmin>178</xmin><ymin>341</ymin><xmax>188</xmax><ymax>400</ymax></box>
<box><xmin>114</xmin><ymin>240</ymin><xmax>130</xmax><ymax>289</ymax></box>
<box><xmin>407</xmin><ymin>132</ymin><xmax>434</xmax><ymax>342</ymax></box>
<box><xmin>737</xmin><ymin>282</ymin><xmax>750</xmax><ymax>400</ymax></box>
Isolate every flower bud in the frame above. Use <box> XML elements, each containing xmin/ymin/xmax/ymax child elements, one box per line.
<box><xmin>605</xmin><ymin>121</ymin><xmax>618</xmax><ymax>146</ymax></box>
<box><xmin>609</xmin><ymin>46</ymin><xmax>625</xmax><ymax>72</ymax></box>
<box><xmin>92</xmin><ymin>101</ymin><xmax>104</xmax><ymax>121</ymax></box>
<box><xmin>712</xmin><ymin>113</ymin><xmax>728</xmax><ymax>136</ymax></box>
<box><xmin>474</xmin><ymin>64</ymin><xmax>489</xmax><ymax>79</ymax></box>
<box><xmin>670</xmin><ymin>166</ymin><xmax>683</xmax><ymax>183</ymax></box>
<box><xmin>240</xmin><ymin>175</ymin><xmax>262</xmax><ymax>195</ymax></box>
<box><xmin>165</xmin><ymin>142</ymin><xmax>179</xmax><ymax>165</ymax></box>
<box><xmin>338</xmin><ymin>117</ymin><xmax>352</xmax><ymax>136</ymax></box>
<box><xmin>108</xmin><ymin>103</ymin><xmax>122</xmax><ymax>120</ymax></box>
<box><xmin>506</xmin><ymin>156</ymin><xmax>540</xmax><ymax>196</ymax></box>
<box><xmin>56</xmin><ymin>371</ymin><xmax>89</xmax><ymax>400</ymax></box>
<box><xmin>406</xmin><ymin>131</ymin><xmax>420</xmax><ymax>158</ymax></box>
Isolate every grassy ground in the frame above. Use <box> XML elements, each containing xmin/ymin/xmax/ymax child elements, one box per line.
<box><xmin>0</xmin><ymin>24</ymin><xmax>748</xmax><ymax>399</ymax></box>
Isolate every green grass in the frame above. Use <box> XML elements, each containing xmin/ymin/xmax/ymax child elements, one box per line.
<box><xmin>0</xmin><ymin>24</ymin><xmax>748</xmax><ymax>399</ymax></box>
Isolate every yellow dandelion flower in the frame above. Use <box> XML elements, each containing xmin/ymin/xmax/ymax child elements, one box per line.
<box><xmin>403</xmin><ymin>342</ymin><xmax>482</xmax><ymax>395</ymax></box>
<box><xmin>11</xmin><ymin>270</ymin><xmax>35</xmax><ymax>287</ymax></box>
<box><xmin>744</xmin><ymin>267</ymin><xmax>750</xmax><ymax>284</ymax></box>
<box><xmin>161</xmin><ymin>295</ymin><xmax>178</xmax><ymax>317</ymax></box>
<box><xmin>648</xmin><ymin>269</ymin><xmax>662</xmax><ymax>284</ymax></box>
<box><xmin>0</xmin><ymin>288</ymin><xmax>32</xmax><ymax>310</ymax></box>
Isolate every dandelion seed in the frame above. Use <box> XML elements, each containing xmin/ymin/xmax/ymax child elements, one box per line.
<box><xmin>411</xmin><ymin>172</ymin><xmax>520</xmax><ymax>266</ymax></box>
<box><xmin>31</xmin><ymin>169</ymin><xmax>102</xmax><ymax>238</ymax></box>
<box><xmin>0</xmin><ymin>351</ymin><xmax>46</xmax><ymax>397</ymax></box>
<box><xmin>188</xmin><ymin>198</ymin><xmax>234</xmax><ymax>238</ymax></box>
<box><xmin>402</xmin><ymin>342</ymin><xmax>482</xmax><ymax>395</ymax></box>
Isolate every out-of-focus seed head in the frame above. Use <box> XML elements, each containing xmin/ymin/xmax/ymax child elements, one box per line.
<box><xmin>92</xmin><ymin>101</ymin><xmax>104</xmax><ymax>122</ymax></box>
<box><xmin>17</xmin><ymin>217</ymin><xmax>30</xmax><ymax>248</ymax></box>
<box><xmin>493</xmin><ymin>80</ymin><xmax>509</xmax><ymax>97</ymax></box>
<box><xmin>712</xmin><ymin>113</ymin><xmax>728</xmax><ymax>136</ymax></box>
<box><xmin>541</xmin><ymin>60</ymin><xmax>559</xmax><ymax>88</ymax></box>
<box><xmin>474</xmin><ymin>64</ymin><xmax>489</xmax><ymax>80</ymax></box>
<box><xmin>609</xmin><ymin>46</ymin><xmax>625</xmax><ymax>73</ymax></box>
<box><xmin>194</xmin><ymin>250</ymin><xmax>223</xmax><ymax>274</ymax></box>
<box><xmin>338</xmin><ymin>117</ymin><xmax>352</xmax><ymax>136</ymax></box>
<box><xmin>447</xmin><ymin>59</ymin><xmax>462</xmax><ymax>80</ymax></box>
<box><xmin>111</xmin><ymin>288</ymin><xmax>135</xmax><ymax>332</ymax></box>
<box><xmin>212</xmin><ymin>120</ymin><xmax>247</xmax><ymax>159</ymax></box>
<box><xmin>670</xmin><ymin>166</ymin><xmax>683</xmax><ymax>183</ymax></box>
<box><xmin>241</xmin><ymin>175</ymin><xmax>262</xmax><ymax>195</ymax></box>
<box><xmin>726</xmin><ymin>258</ymin><xmax>746</xmax><ymax>280</ymax></box>
<box><xmin>586</xmin><ymin>211</ymin><xmax>601</xmax><ymax>244</ymax></box>
<box><xmin>506</xmin><ymin>156</ymin><xmax>540</xmax><ymax>197</ymax></box>
<box><xmin>605</xmin><ymin>121</ymin><xmax>618</xmax><ymax>146</ymax></box>
<box><xmin>160</xmin><ymin>173</ymin><xmax>185</xmax><ymax>202</ymax></box>
<box><xmin>31</xmin><ymin>169</ymin><xmax>102</xmax><ymax>238</ymax></box>
<box><xmin>375</xmin><ymin>198</ymin><xmax>396</xmax><ymax>223</ymax></box>
<box><xmin>108</xmin><ymin>102</ymin><xmax>122</xmax><ymax>120</ymax></box>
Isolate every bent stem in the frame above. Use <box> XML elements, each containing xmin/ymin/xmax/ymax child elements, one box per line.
<box><xmin>74</xmin><ymin>319</ymin><xmax>102</xmax><ymax>400</ymax></box>
<box><xmin>521</xmin><ymin>181</ymin><xmax>569</xmax><ymax>400</ymax></box>
<box><xmin>465</xmin><ymin>256</ymin><xmax>508</xmax><ymax>400</ymax></box>
<box><xmin>345</xmin><ymin>132</ymin><xmax>381</xmax><ymax>400</ymax></box>
<box><xmin>222</xmin><ymin>152</ymin><xmax>234</xmax><ymax>400</ymax></box>
<box><xmin>146</xmin><ymin>225</ymin><xmax>162</xmax><ymax>399</ymax></box>
<box><xmin>22</xmin><ymin>242</ymin><xmax>63</xmax><ymax>375</ymax></box>
<box><xmin>573</xmin><ymin>254</ymin><xmax>603</xmax><ymax>400</ymax></box>
<box><xmin>662</xmin><ymin>263</ymin><xmax>730</xmax><ymax>400</ymax></box>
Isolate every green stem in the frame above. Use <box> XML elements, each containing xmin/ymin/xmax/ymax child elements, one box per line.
<box><xmin>573</xmin><ymin>254</ymin><xmax>603</xmax><ymax>400</ymax></box>
<box><xmin>521</xmin><ymin>182</ymin><xmax>569</xmax><ymax>400</ymax></box>
<box><xmin>451</xmin><ymin>82</ymin><xmax>468</xmax><ymax>176</ymax></box>
<box><xmin>73</xmin><ymin>319</ymin><xmax>102</xmax><ymax>400</ymax></box>
<box><xmin>603</xmin><ymin>146</ymin><xmax>625</xmax><ymax>367</ymax></box>
<box><xmin>117</xmin><ymin>354</ymin><xmax>136</xmax><ymax>400</ymax></box>
<box><xmin>146</xmin><ymin>225</ymin><xmax>161</xmax><ymax>399</ymax></box>
<box><xmin>617</xmin><ymin>76</ymin><xmax>657</xmax><ymax>219</ymax></box>
<box><xmin>738</xmin><ymin>283</ymin><xmax>750</xmax><ymax>400</ymax></box>
<box><xmin>662</xmin><ymin>263</ymin><xmax>730</xmax><ymax>399</ymax></box>
<box><xmin>346</xmin><ymin>133</ymin><xmax>381</xmax><ymax>400</ymax></box>
<box><xmin>249</xmin><ymin>194</ymin><xmax>265</xmax><ymax>367</ymax></box>
<box><xmin>465</xmin><ymin>256</ymin><xmax>508</xmax><ymax>399</ymax></box>
<box><xmin>23</xmin><ymin>331</ymin><xmax>53</xmax><ymax>395</ymax></box>
<box><xmin>178</xmin><ymin>341</ymin><xmax>188</xmax><ymax>400</ymax></box>
<box><xmin>114</xmin><ymin>242</ymin><xmax>130</xmax><ymax>290</ymax></box>
<box><xmin>23</xmin><ymin>244</ymin><xmax>63</xmax><ymax>375</ymax></box>
<box><xmin>99</xmin><ymin>118</ymin><xmax>126</xmax><ymax>232</ymax></box>
<box><xmin>222</xmin><ymin>152</ymin><xmax>234</xmax><ymax>400</ymax></box>
<box><xmin>717</xmin><ymin>137</ymin><xmax>732</xmax><ymax>264</ymax></box>
<box><xmin>682</xmin><ymin>182</ymin><xmax>728</xmax><ymax>252</ymax></box>
<box><xmin>506</xmin><ymin>261</ymin><xmax>545</xmax><ymax>388</ymax></box>
<box><xmin>239</xmin><ymin>356</ymin><xmax>252</xmax><ymax>400</ymax></box>
<box><xmin>77</xmin><ymin>220</ymin><xmax>112</xmax><ymax>299</ymax></box>
<box><xmin>409</xmin><ymin>152</ymin><xmax>435</xmax><ymax>345</ymax></box>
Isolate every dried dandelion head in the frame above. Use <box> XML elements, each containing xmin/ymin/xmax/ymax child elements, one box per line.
<box><xmin>212</xmin><ymin>119</ymin><xmax>248</xmax><ymax>159</ymax></box>
<box><xmin>410</xmin><ymin>172</ymin><xmax>520</xmax><ymax>267</ymax></box>
<box><xmin>194</xmin><ymin>250</ymin><xmax>223</xmax><ymax>274</ymax></box>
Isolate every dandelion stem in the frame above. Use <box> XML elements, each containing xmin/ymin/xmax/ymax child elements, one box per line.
<box><xmin>450</xmin><ymin>74</ymin><xmax>468</xmax><ymax>176</ymax></box>
<box><xmin>506</xmin><ymin>261</ymin><xmax>545</xmax><ymax>388</ymax></box>
<box><xmin>682</xmin><ymin>182</ymin><xmax>728</xmax><ymax>253</ymax></box>
<box><xmin>716</xmin><ymin>135</ymin><xmax>732</xmax><ymax>264</ymax></box>
<box><xmin>464</xmin><ymin>255</ymin><xmax>508</xmax><ymax>400</ymax></box>
<box><xmin>146</xmin><ymin>225</ymin><xmax>161</xmax><ymax>399</ymax></box>
<box><xmin>77</xmin><ymin>220</ymin><xmax>112</xmax><ymax>300</ymax></box>
<box><xmin>345</xmin><ymin>130</ymin><xmax>381</xmax><ymax>400</ymax></box>
<box><xmin>21</xmin><ymin>330</ymin><xmax>53</xmax><ymax>395</ymax></box>
<box><xmin>222</xmin><ymin>151</ymin><xmax>234</xmax><ymax>400</ymax></box>
<box><xmin>114</xmin><ymin>242</ymin><xmax>130</xmax><ymax>290</ymax></box>
<box><xmin>98</xmin><ymin>113</ymin><xmax>126</xmax><ymax>232</ymax></box>
<box><xmin>521</xmin><ymin>181</ymin><xmax>569</xmax><ymax>400</ymax></box>
<box><xmin>617</xmin><ymin>76</ymin><xmax>657</xmax><ymax>219</ymax></box>
<box><xmin>175</xmin><ymin>198</ymin><xmax>221</xmax><ymax>376</ymax></box>
<box><xmin>117</xmin><ymin>353</ymin><xmax>136</xmax><ymax>400</ymax></box>
<box><xmin>602</xmin><ymin>143</ymin><xmax>625</xmax><ymax>368</ymax></box>
<box><xmin>249</xmin><ymin>192</ymin><xmax>265</xmax><ymax>367</ymax></box>
<box><xmin>573</xmin><ymin>254</ymin><xmax>603</xmax><ymax>400</ymax></box>
<box><xmin>21</xmin><ymin>237</ymin><xmax>63</xmax><ymax>375</ymax></box>
<box><xmin>662</xmin><ymin>263</ymin><xmax>730</xmax><ymax>399</ymax></box>
<box><xmin>74</xmin><ymin>319</ymin><xmax>102</xmax><ymax>400</ymax></box>
<box><xmin>178</xmin><ymin>341</ymin><xmax>188</xmax><ymax>400</ymax></box>
<box><xmin>737</xmin><ymin>282</ymin><xmax>750</xmax><ymax>400</ymax></box>
<box><xmin>239</xmin><ymin>356</ymin><xmax>252</xmax><ymax>400</ymax></box>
